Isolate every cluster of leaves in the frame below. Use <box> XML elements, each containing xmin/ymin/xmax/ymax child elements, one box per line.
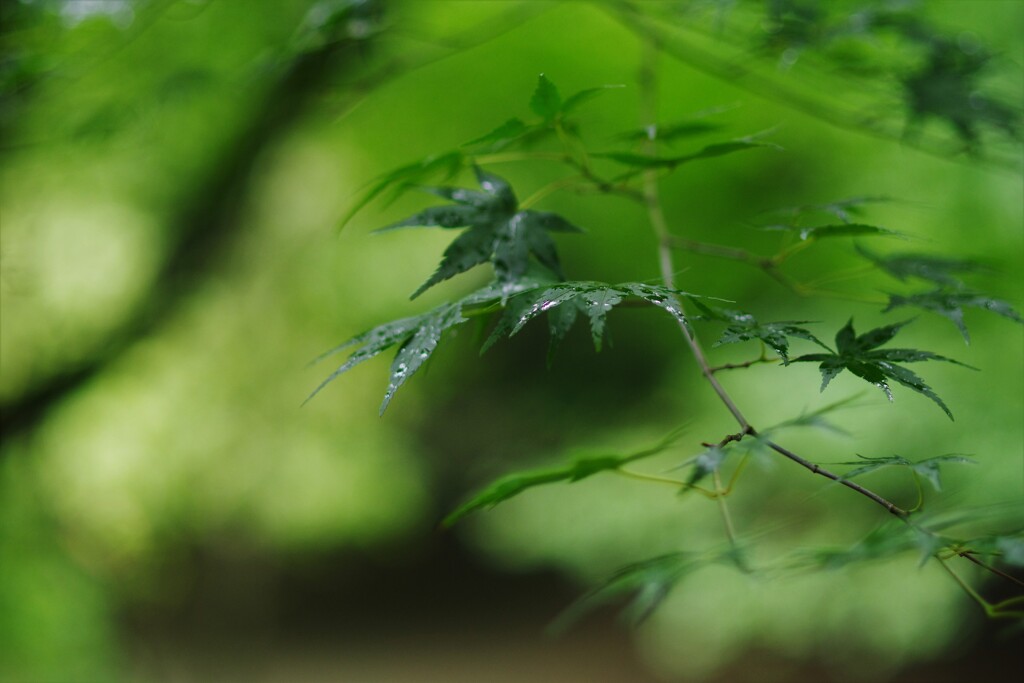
<box><xmin>308</xmin><ymin>276</ymin><xmax>701</xmax><ymax>414</ymax></box>
<box><xmin>561</xmin><ymin>508</ymin><xmax>1024</xmax><ymax>627</ymax></box>
<box><xmin>316</xmin><ymin>75</ymin><xmax>1019</xmax><ymax>423</ymax></box>
<box><xmin>341</xmin><ymin>74</ymin><xmax>776</xmax><ymax>229</ymax></box>
<box><xmin>312</xmin><ymin>63</ymin><xmax>1024</xmax><ymax>631</ymax></box>
<box><xmin>431</xmin><ymin>383</ymin><xmax>1021</xmax><ymax>625</ymax></box>
<box><xmin>339</xmin><ymin>74</ymin><xmax>621</xmax><ymax>227</ymax></box>
<box><xmin>316</xmin><ymin>71</ymin><xmax>792</xmax><ymax>413</ymax></box>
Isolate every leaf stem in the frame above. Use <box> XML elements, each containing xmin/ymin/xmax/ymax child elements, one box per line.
<box><xmin>907</xmin><ymin>471</ymin><xmax>924</xmax><ymax>513</ymax></box>
<box><xmin>713</xmin><ymin>469</ymin><xmax>739</xmax><ymax>545</ymax></box>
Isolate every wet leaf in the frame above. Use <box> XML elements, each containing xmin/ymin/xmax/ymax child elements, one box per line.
<box><xmin>885</xmin><ymin>289</ymin><xmax>1023</xmax><ymax>343</ymax></box>
<box><xmin>693</xmin><ymin>301</ymin><xmax>828</xmax><ymax>363</ymax></box>
<box><xmin>486</xmin><ymin>281</ymin><xmax>697</xmax><ymax>354</ymax></box>
<box><xmin>309</xmin><ymin>282</ymin><xmax>538</xmax><ymax>414</ymax></box>
<box><xmin>791</xmin><ymin>319</ymin><xmax>972</xmax><ymax>419</ymax></box>
<box><xmin>442</xmin><ymin>426</ymin><xmax>689</xmax><ymax>527</ymax></box>
<box><xmin>376</xmin><ymin>167</ymin><xmax>583</xmax><ymax>298</ymax></box>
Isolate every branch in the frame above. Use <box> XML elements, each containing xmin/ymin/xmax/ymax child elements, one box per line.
<box><xmin>637</xmin><ymin>31</ymin><xmax>911</xmax><ymax>521</ymax></box>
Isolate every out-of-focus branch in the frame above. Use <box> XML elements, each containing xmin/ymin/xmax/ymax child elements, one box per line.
<box><xmin>2</xmin><ymin>4</ymin><xmax>375</xmax><ymax>443</ymax></box>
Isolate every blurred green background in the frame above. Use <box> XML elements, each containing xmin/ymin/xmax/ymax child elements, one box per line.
<box><xmin>1</xmin><ymin>1</ymin><xmax>1021</xmax><ymax>681</ymax></box>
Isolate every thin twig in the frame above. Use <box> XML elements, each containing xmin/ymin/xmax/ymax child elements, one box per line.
<box><xmin>760</xmin><ymin>437</ymin><xmax>909</xmax><ymax>517</ymax></box>
<box><xmin>713</xmin><ymin>469</ymin><xmax>739</xmax><ymax>544</ymax></box>
<box><xmin>640</xmin><ymin>40</ymin><xmax>749</xmax><ymax>431</ymax></box>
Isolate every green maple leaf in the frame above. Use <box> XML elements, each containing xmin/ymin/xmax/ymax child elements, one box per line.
<box><xmin>483</xmin><ymin>281</ymin><xmax>695</xmax><ymax>356</ymax></box>
<box><xmin>884</xmin><ymin>288</ymin><xmax>1022</xmax><ymax>343</ymax></box>
<box><xmin>463</xmin><ymin>76</ymin><xmax>622</xmax><ymax>152</ymax></box>
<box><xmin>307</xmin><ymin>281</ymin><xmax>537</xmax><ymax>414</ymax></box>
<box><xmin>693</xmin><ymin>301</ymin><xmax>828</xmax><ymax>363</ymax></box>
<box><xmin>377</xmin><ymin>166</ymin><xmax>583</xmax><ymax>298</ymax></box>
<box><xmin>791</xmin><ymin>319</ymin><xmax>974</xmax><ymax>419</ymax></box>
